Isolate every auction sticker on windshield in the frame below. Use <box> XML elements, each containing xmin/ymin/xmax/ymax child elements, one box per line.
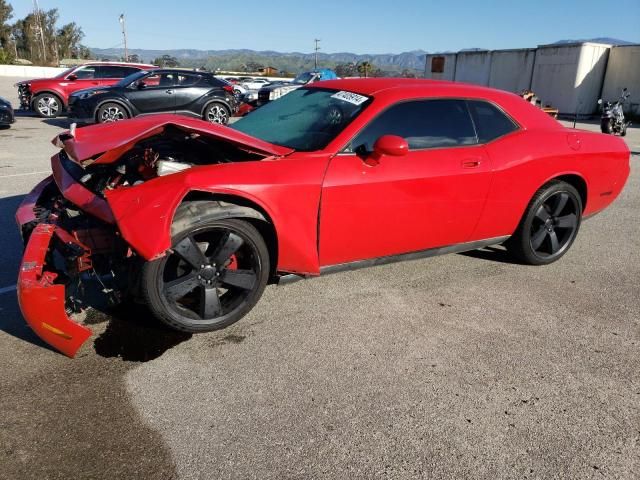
<box><xmin>331</xmin><ymin>91</ymin><xmax>369</xmax><ymax>105</ymax></box>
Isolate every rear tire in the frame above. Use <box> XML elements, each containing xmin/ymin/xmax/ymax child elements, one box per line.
<box><xmin>506</xmin><ymin>181</ymin><xmax>582</xmax><ymax>266</ymax></box>
<box><xmin>600</xmin><ymin>118</ymin><xmax>613</xmax><ymax>134</ymax></box>
<box><xmin>204</xmin><ymin>102</ymin><xmax>230</xmax><ymax>125</ymax></box>
<box><xmin>141</xmin><ymin>203</ymin><xmax>270</xmax><ymax>333</ymax></box>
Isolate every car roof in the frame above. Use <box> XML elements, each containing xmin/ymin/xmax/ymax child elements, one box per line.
<box><xmin>307</xmin><ymin>78</ymin><xmax>562</xmax><ymax>130</ymax></box>
<box><xmin>77</xmin><ymin>61</ymin><xmax>155</xmax><ymax>69</ymax></box>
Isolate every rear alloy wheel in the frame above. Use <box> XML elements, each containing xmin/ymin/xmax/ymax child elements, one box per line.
<box><xmin>142</xmin><ymin>217</ymin><xmax>270</xmax><ymax>333</ymax></box>
<box><xmin>33</xmin><ymin>93</ymin><xmax>62</xmax><ymax>118</ymax></box>
<box><xmin>205</xmin><ymin>103</ymin><xmax>230</xmax><ymax>125</ymax></box>
<box><xmin>507</xmin><ymin>181</ymin><xmax>582</xmax><ymax>265</ymax></box>
<box><xmin>97</xmin><ymin>102</ymin><xmax>129</xmax><ymax>123</ymax></box>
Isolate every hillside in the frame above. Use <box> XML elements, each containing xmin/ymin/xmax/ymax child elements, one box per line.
<box><xmin>89</xmin><ymin>47</ymin><xmax>428</xmax><ymax>74</ymax></box>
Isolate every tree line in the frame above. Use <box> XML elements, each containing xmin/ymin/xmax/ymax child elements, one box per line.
<box><xmin>0</xmin><ymin>0</ymin><xmax>90</xmax><ymax>65</ymax></box>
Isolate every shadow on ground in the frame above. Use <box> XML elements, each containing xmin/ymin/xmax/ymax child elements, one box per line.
<box><xmin>458</xmin><ymin>245</ymin><xmax>520</xmax><ymax>264</ymax></box>
<box><xmin>93</xmin><ymin>303</ymin><xmax>192</xmax><ymax>362</ymax></box>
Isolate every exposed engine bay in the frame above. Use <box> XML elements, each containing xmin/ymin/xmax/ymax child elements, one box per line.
<box><xmin>61</xmin><ymin>125</ymin><xmax>265</xmax><ymax>195</ymax></box>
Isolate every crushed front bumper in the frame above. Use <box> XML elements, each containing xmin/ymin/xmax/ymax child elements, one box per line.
<box><xmin>17</xmin><ymin>222</ymin><xmax>92</xmax><ymax>357</ymax></box>
<box><xmin>16</xmin><ymin>175</ymin><xmax>113</xmax><ymax>357</ymax></box>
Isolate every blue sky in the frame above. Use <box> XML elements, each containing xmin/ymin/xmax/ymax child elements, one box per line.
<box><xmin>8</xmin><ymin>0</ymin><xmax>640</xmax><ymax>54</ymax></box>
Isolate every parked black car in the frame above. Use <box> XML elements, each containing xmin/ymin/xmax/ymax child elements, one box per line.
<box><xmin>68</xmin><ymin>69</ymin><xmax>238</xmax><ymax>125</ymax></box>
<box><xmin>0</xmin><ymin>96</ymin><xmax>15</xmax><ymax>127</ymax></box>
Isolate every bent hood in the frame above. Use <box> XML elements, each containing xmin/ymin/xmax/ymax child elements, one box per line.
<box><xmin>53</xmin><ymin>113</ymin><xmax>294</xmax><ymax>166</ymax></box>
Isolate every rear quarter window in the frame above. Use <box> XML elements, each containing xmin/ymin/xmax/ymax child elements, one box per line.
<box><xmin>467</xmin><ymin>100</ymin><xmax>518</xmax><ymax>143</ymax></box>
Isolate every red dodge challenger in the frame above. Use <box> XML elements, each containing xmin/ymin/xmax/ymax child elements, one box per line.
<box><xmin>16</xmin><ymin>79</ymin><xmax>630</xmax><ymax>357</ymax></box>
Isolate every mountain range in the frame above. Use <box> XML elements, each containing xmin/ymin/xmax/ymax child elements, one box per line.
<box><xmin>90</xmin><ymin>38</ymin><xmax>635</xmax><ymax>74</ymax></box>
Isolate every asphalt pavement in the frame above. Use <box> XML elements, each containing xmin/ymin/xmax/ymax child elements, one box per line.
<box><xmin>0</xmin><ymin>76</ymin><xmax>638</xmax><ymax>480</ymax></box>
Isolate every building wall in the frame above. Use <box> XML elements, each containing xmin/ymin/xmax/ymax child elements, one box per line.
<box><xmin>531</xmin><ymin>43</ymin><xmax>610</xmax><ymax>116</ymax></box>
<box><xmin>423</xmin><ymin>53</ymin><xmax>456</xmax><ymax>81</ymax></box>
<box><xmin>602</xmin><ymin>45</ymin><xmax>640</xmax><ymax>118</ymax></box>
<box><xmin>488</xmin><ymin>49</ymin><xmax>536</xmax><ymax>93</ymax></box>
<box><xmin>454</xmin><ymin>51</ymin><xmax>492</xmax><ymax>86</ymax></box>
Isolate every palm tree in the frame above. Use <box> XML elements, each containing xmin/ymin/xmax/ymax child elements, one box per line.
<box><xmin>357</xmin><ymin>61</ymin><xmax>372</xmax><ymax>78</ymax></box>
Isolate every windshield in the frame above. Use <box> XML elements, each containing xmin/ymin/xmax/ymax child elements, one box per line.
<box><xmin>292</xmin><ymin>72</ymin><xmax>317</xmax><ymax>85</ymax></box>
<box><xmin>116</xmin><ymin>70</ymin><xmax>149</xmax><ymax>87</ymax></box>
<box><xmin>230</xmin><ymin>87</ymin><xmax>371</xmax><ymax>151</ymax></box>
<box><xmin>55</xmin><ymin>67</ymin><xmax>77</xmax><ymax>79</ymax></box>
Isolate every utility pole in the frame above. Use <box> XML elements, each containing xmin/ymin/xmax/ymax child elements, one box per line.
<box><xmin>119</xmin><ymin>14</ymin><xmax>128</xmax><ymax>62</ymax></box>
<box><xmin>314</xmin><ymin>39</ymin><xmax>321</xmax><ymax>69</ymax></box>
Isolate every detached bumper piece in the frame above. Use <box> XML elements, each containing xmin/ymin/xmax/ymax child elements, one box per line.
<box><xmin>17</xmin><ymin>224</ymin><xmax>92</xmax><ymax>357</ymax></box>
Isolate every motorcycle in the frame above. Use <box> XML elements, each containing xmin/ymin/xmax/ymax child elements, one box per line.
<box><xmin>598</xmin><ymin>88</ymin><xmax>631</xmax><ymax>136</ymax></box>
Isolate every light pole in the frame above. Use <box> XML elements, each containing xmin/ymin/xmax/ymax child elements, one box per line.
<box><xmin>119</xmin><ymin>14</ymin><xmax>128</xmax><ymax>62</ymax></box>
<box><xmin>314</xmin><ymin>39</ymin><xmax>321</xmax><ymax>69</ymax></box>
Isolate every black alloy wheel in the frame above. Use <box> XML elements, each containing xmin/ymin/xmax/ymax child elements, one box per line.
<box><xmin>142</xmin><ymin>216</ymin><xmax>269</xmax><ymax>333</ymax></box>
<box><xmin>507</xmin><ymin>181</ymin><xmax>582</xmax><ymax>265</ymax></box>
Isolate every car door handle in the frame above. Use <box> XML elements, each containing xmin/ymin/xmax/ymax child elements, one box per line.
<box><xmin>461</xmin><ymin>158</ymin><xmax>482</xmax><ymax>168</ymax></box>
<box><xmin>165</xmin><ymin>89</ymin><xmax>174</xmax><ymax>94</ymax></box>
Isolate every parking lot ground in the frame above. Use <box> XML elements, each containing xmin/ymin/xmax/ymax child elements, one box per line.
<box><xmin>0</xmin><ymin>76</ymin><xmax>639</xmax><ymax>479</ymax></box>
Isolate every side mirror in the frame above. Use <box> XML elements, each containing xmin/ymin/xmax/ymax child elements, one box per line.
<box><xmin>373</xmin><ymin>135</ymin><xmax>409</xmax><ymax>158</ymax></box>
<box><xmin>136</xmin><ymin>81</ymin><xmax>147</xmax><ymax>89</ymax></box>
<box><xmin>67</xmin><ymin>74</ymin><xmax>77</xmax><ymax>81</ymax></box>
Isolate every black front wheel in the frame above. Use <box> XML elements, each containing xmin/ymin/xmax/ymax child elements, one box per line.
<box><xmin>141</xmin><ymin>209</ymin><xmax>270</xmax><ymax>333</ymax></box>
<box><xmin>507</xmin><ymin>181</ymin><xmax>582</xmax><ymax>265</ymax></box>
<box><xmin>97</xmin><ymin>102</ymin><xmax>129</xmax><ymax>123</ymax></box>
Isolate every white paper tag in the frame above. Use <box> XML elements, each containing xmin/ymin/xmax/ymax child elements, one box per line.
<box><xmin>331</xmin><ymin>91</ymin><xmax>368</xmax><ymax>105</ymax></box>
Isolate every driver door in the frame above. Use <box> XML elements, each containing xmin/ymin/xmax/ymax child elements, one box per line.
<box><xmin>125</xmin><ymin>72</ymin><xmax>177</xmax><ymax>114</ymax></box>
<box><xmin>318</xmin><ymin>99</ymin><xmax>493</xmax><ymax>266</ymax></box>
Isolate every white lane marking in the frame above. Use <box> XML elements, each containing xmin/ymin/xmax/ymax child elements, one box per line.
<box><xmin>0</xmin><ymin>285</ymin><xmax>17</xmax><ymax>295</ymax></box>
<box><xmin>0</xmin><ymin>171</ymin><xmax>49</xmax><ymax>179</ymax></box>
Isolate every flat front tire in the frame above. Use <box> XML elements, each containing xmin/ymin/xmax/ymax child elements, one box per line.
<box><xmin>507</xmin><ymin>180</ymin><xmax>582</xmax><ymax>265</ymax></box>
<box><xmin>141</xmin><ymin>204</ymin><xmax>270</xmax><ymax>333</ymax></box>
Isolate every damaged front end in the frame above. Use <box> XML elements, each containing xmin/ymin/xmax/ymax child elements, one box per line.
<box><xmin>17</xmin><ymin>116</ymin><xmax>286</xmax><ymax>357</ymax></box>
<box><xmin>16</xmin><ymin>175</ymin><xmax>131</xmax><ymax>357</ymax></box>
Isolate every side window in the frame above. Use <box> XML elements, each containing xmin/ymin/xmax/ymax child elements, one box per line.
<box><xmin>72</xmin><ymin>66</ymin><xmax>96</xmax><ymax>79</ymax></box>
<box><xmin>95</xmin><ymin>66</ymin><xmax>131</xmax><ymax>78</ymax></box>
<box><xmin>142</xmin><ymin>73</ymin><xmax>176</xmax><ymax>88</ymax></box>
<box><xmin>176</xmin><ymin>73</ymin><xmax>204</xmax><ymax>87</ymax></box>
<box><xmin>467</xmin><ymin>100</ymin><xmax>518</xmax><ymax>143</ymax></box>
<box><xmin>349</xmin><ymin>99</ymin><xmax>477</xmax><ymax>152</ymax></box>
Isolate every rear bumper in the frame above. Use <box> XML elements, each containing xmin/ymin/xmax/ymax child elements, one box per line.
<box><xmin>17</xmin><ymin>222</ymin><xmax>92</xmax><ymax>358</ymax></box>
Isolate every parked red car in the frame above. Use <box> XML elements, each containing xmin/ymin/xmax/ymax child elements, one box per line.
<box><xmin>15</xmin><ymin>62</ymin><xmax>155</xmax><ymax>118</ymax></box>
<box><xmin>16</xmin><ymin>79</ymin><xmax>630</xmax><ymax>357</ymax></box>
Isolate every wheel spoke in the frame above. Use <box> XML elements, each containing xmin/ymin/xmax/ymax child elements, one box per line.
<box><xmin>212</xmin><ymin>232</ymin><xmax>244</xmax><ymax>266</ymax></box>
<box><xmin>556</xmin><ymin>213</ymin><xmax>577</xmax><ymax>229</ymax></box>
<box><xmin>199</xmin><ymin>286</ymin><xmax>222</xmax><ymax>319</ymax></box>
<box><xmin>174</xmin><ymin>236</ymin><xmax>207</xmax><ymax>269</ymax></box>
<box><xmin>548</xmin><ymin>230</ymin><xmax>560</xmax><ymax>253</ymax></box>
<box><xmin>164</xmin><ymin>272</ymin><xmax>199</xmax><ymax>300</ymax></box>
<box><xmin>535</xmin><ymin>205</ymin><xmax>550</xmax><ymax>222</ymax></box>
<box><xmin>531</xmin><ymin>226</ymin><xmax>548</xmax><ymax>250</ymax></box>
<box><xmin>552</xmin><ymin>193</ymin><xmax>569</xmax><ymax>216</ymax></box>
<box><xmin>220</xmin><ymin>269</ymin><xmax>256</xmax><ymax>290</ymax></box>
